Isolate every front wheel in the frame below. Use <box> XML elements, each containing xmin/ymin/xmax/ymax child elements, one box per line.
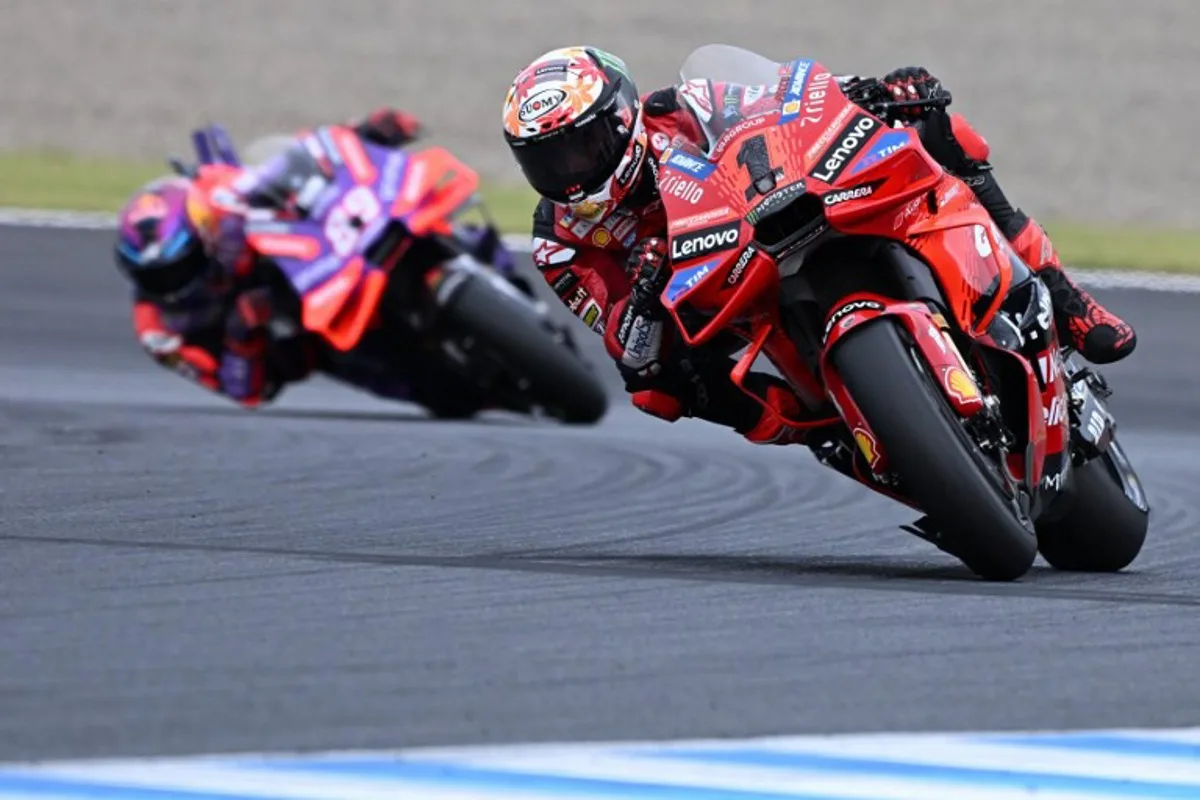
<box><xmin>441</xmin><ymin>273</ymin><xmax>608</xmax><ymax>424</ymax></box>
<box><xmin>832</xmin><ymin>320</ymin><xmax>1038</xmax><ymax>581</ymax></box>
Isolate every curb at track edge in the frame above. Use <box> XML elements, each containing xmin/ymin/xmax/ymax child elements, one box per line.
<box><xmin>4</xmin><ymin>206</ymin><xmax>1197</xmax><ymax>294</ymax></box>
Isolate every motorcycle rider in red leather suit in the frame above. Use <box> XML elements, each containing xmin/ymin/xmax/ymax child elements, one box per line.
<box><xmin>501</xmin><ymin>47</ymin><xmax>1136</xmax><ymax>491</ymax></box>
<box><xmin>116</xmin><ymin>109</ymin><xmax>529</xmax><ymax>414</ymax></box>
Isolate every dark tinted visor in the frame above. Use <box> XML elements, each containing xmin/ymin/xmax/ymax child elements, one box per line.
<box><xmin>117</xmin><ymin>232</ymin><xmax>210</xmax><ymax>301</ymax></box>
<box><xmin>511</xmin><ymin>104</ymin><xmax>630</xmax><ymax>203</ymax></box>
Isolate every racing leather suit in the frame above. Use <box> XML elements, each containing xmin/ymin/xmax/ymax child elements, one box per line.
<box><xmin>132</xmin><ymin>109</ymin><xmax>524</xmax><ymax>412</ymax></box>
<box><xmin>529</xmin><ymin>70</ymin><xmax>1134</xmax><ymax>486</ymax></box>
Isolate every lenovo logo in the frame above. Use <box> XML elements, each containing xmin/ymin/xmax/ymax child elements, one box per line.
<box><xmin>670</xmin><ymin>220</ymin><xmax>740</xmax><ymax>262</ymax></box>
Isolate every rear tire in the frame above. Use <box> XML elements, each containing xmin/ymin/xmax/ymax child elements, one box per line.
<box><xmin>1036</xmin><ymin>441</ymin><xmax>1149</xmax><ymax>572</ymax></box>
<box><xmin>832</xmin><ymin>320</ymin><xmax>1038</xmax><ymax>581</ymax></box>
<box><xmin>443</xmin><ymin>275</ymin><xmax>608</xmax><ymax>424</ymax></box>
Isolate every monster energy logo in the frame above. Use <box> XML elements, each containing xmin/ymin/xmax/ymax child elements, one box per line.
<box><xmin>592</xmin><ymin>49</ymin><xmax>628</xmax><ymax>74</ymax></box>
<box><xmin>745</xmin><ymin>181</ymin><xmax>806</xmax><ymax>225</ymax></box>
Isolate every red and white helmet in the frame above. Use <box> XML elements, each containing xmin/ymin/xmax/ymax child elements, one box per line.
<box><xmin>503</xmin><ymin>46</ymin><xmax>648</xmax><ymax>222</ymax></box>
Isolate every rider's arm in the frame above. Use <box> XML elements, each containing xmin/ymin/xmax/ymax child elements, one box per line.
<box><xmin>530</xmin><ymin>199</ymin><xmax>630</xmax><ymax>337</ymax></box>
<box><xmin>132</xmin><ymin>298</ymin><xmax>223</xmax><ymax>395</ymax></box>
<box><xmin>131</xmin><ymin>293</ymin><xmax>280</xmax><ymax>408</ymax></box>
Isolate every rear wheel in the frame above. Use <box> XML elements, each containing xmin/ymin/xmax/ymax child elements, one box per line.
<box><xmin>442</xmin><ymin>274</ymin><xmax>608</xmax><ymax>424</ymax></box>
<box><xmin>1036</xmin><ymin>440</ymin><xmax>1149</xmax><ymax>571</ymax></box>
<box><xmin>832</xmin><ymin>320</ymin><xmax>1038</xmax><ymax>581</ymax></box>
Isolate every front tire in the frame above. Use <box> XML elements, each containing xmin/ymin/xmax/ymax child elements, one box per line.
<box><xmin>832</xmin><ymin>320</ymin><xmax>1038</xmax><ymax>581</ymax></box>
<box><xmin>1036</xmin><ymin>440</ymin><xmax>1149</xmax><ymax>571</ymax></box>
<box><xmin>442</xmin><ymin>275</ymin><xmax>608</xmax><ymax>424</ymax></box>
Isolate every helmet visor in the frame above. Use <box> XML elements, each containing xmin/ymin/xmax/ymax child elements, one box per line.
<box><xmin>510</xmin><ymin>102</ymin><xmax>631</xmax><ymax>203</ymax></box>
<box><xmin>117</xmin><ymin>232</ymin><xmax>211</xmax><ymax>302</ymax></box>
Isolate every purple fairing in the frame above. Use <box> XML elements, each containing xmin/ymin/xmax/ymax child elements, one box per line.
<box><xmin>455</xmin><ymin>223</ymin><xmax>517</xmax><ymax>275</ymax></box>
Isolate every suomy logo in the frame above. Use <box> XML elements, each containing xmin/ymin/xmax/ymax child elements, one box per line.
<box><xmin>809</xmin><ymin>114</ymin><xmax>879</xmax><ymax>184</ymax></box>
<box><xmin>670</xmin><ymin>220</ymin><xmax>740</xmax><ymax>262</ymax></box>
<box><xmin>519</xmin><ymin>88</ymin><xmax>567</xmax><ymax>122</ymax></box>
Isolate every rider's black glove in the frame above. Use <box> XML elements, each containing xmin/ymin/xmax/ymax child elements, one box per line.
<box><xmin>613</xmin><ymin>237</ymin><xmax>671</xmax><ymax>379</ymax></box>
<box><xmin>881</xmin><ymin>66</ymin><xmax>946</xmax><ymax>118</ymax></box>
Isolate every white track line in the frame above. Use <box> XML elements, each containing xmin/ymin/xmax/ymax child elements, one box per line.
<box><xmin>4</xmin><ymin>206</ymin><xmax>1196</xmax><ymax>294</ymax></box>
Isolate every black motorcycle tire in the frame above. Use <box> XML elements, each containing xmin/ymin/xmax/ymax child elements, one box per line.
<box><xmin>832</xmin><ymin>319</ymin><xmax>1038</xmax><ymax>581</ymax></box>
<box><xmin>442</xmin><ymin>275</ymin><xmax>608</xmax><ymax>424</ymax></box>
<box><xmin>1035</xmin><ymin>441</ymin><xmax>1149</xmax><ymax>572</ymax></box>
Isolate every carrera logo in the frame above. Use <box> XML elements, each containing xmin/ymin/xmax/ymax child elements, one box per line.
<box><xmin>823</xmin><ymin>183</ymin><xmax>877</xmax><ymax>206</ymax></box>
<box><xmin>726</xmin><ymin>246</ymin><xmax>756</xmax><ymax>286</ymax></box>
<box><xmin>809</xmin><ymin>114</ymin><xmax>879</xmax><ymax>184</ymax></box>
<box><xmin>660</xmin><ymin>171</ymin><xmax>705</xmax><ymax>204</ymax></box>
<box><xmin>823</xmin><ymin>298</ymin><xmax>885</xmax><ymax>340</ymax></box>
<box><xmin>670</xmin><ymin>220</ymin><xmax>740</xmax><ymax>262</ymax></box>
<box><xmin>518</xmin><ymin>88</ymin><xmax>567</xmax><ymax>122</ymax></box>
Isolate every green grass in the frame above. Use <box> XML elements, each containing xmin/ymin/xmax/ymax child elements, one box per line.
<box><xmin>3</xmin><ymin>150</ymin><xmax>1198</xmax><ymax>273</ymax></box>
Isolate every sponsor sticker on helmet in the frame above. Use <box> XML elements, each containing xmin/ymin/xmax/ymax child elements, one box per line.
<box><xmin>519</xmin><ymin>88</ymin><xmax>568</xmax><ymax>122</ymax></box>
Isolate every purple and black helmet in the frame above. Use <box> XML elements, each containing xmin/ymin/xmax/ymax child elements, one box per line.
<box><xmin>114</xmin><ymin>177</ymin><xmax>215</xmax><ymax>304</ymax></box>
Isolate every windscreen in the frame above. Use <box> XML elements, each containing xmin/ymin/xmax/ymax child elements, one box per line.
<box><xmin>678</xmin><ymin>44</ymin><xmax>788</xmax><ymax>156</ymax></box>
<box><xmin>679</xmin><ymin>44</ymin><xmax>784</xmax><ymax>86</ymax></box>
<box><xmin>247</xmin><ymin>141</ymin><xmax>332</xmax><ymax>212</ymax></box>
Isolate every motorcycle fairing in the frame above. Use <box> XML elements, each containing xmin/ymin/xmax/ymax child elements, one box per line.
<box><xmin>243</xmin><ymin>125</ymin><xmax>481</xmax><ymax>351</ymax></box>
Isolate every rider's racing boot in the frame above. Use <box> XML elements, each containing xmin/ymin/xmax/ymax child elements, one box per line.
<box><xmin>1012</xmin><ymin>217</ymin><xmax>1136</xmax><ymax>364</ymax></box>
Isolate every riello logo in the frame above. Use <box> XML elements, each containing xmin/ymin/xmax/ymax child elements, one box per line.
<box><xmin>670</xmin><ymin>220</ymin><xmax>740</xmax><ymax>261</ymax></box>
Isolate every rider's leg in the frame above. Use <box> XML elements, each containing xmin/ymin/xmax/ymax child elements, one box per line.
<box><xmin>919</xmin><ymin>111</ymin><xmax>1136</xmax><ymax>364</ymax></box>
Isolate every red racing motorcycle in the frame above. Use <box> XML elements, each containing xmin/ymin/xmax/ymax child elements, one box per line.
<box><xmin>656</xmin><ymin>45</ymin><xmax>1149</xmax><ymax>581</ymax></box>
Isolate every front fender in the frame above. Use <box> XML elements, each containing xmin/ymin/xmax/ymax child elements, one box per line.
<box><xmin>821</xmin><ymin>293</ymin><xmax>986</xmax><ymax>418</ymax></box>
<box><xmin>816</xmin><ymin>293</ymin><xmax>987</xmax><ymax>476</ymax></box>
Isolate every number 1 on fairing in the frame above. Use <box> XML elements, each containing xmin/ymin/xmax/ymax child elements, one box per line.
<box><xmin>737</xmin><ymin>134</ymin><xmax>777</xmax><ymax>201</ymax></box>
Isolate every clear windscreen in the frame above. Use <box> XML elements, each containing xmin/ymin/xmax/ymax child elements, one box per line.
<box><xmin>678</xmin><ymin>44</ymin><xmax>789</xmax><ymax>156</ymax></box>
<box><xmin>246</xmin><ymin>141</ymin><xmax>332</xmax><ymax>211</ymax></box>
<box><xmin>679</xmin><ymin>44</ymin><xmax>785</xmax><ymax>86</ymax></box>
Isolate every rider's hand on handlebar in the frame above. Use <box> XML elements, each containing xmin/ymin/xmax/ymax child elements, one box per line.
<box><xmin>614</xmin><ymin>237</ymin><xmax>671</xmax><ymax>379</ymax></box>
<box><xmin>881</xmin><ymin>66</ymin><xmax>947</xmax><ymax>118</ymax></box>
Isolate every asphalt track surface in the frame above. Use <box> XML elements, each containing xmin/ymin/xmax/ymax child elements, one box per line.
<box><xmin>2</xmin><ymin>224</ymin><xmax>1199</xmax><ymax>764</ymax></box>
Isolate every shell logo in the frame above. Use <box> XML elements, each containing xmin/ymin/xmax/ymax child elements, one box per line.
<box><xmin>943</xmin><ymin>365</ymin><xmax>981</xmax><ymax>404</ymax></box>
<box><xmin>853</xmin><ymin>427</ymin><xmax>881</xmax><ymax>468</ymax></box>
<box><xmin>592</xmin><ymin>228</ymin><xmax>612</xmax><ymax>246</ymax></box>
